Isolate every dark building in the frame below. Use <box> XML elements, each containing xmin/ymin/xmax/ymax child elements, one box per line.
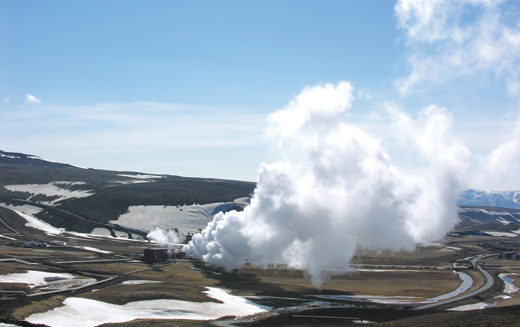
<box><xmin>144</xmin><ymin>248</ymin><xmax>169</xmax><ymax>263</ymax></box>
<box><xmin>143</xmin><ymin>248</ymin><xmax>186</xmax><ymax>263</ymax></box>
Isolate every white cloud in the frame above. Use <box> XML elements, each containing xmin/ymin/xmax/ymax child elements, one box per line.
<box><xmin>184</xmin><ymin>82</ymin><xmax>469</xmax><ymax>287</ymax></box>
<box><xmin>395</xmin><ymin>0</ymin><xmax>520</xmax><ymax>192</ymax></box>
<box><xmin>26</xmin><ymin>94</ymin><xmax>41</xmax><ymax>104</ymax></box>
<box><xmin>475</xmin><ymin>109</ymin><xmax>520</xmax><ymax>190</ymax></box>
<box><xmin>1</xmin><ymin>100</ymin><xmax>267</xmax><ymax>180</ymax></box>
<box><xmin>395</xmin><ymin>0</ymin><xmax>520</xmax><ymax>95</ymax></box>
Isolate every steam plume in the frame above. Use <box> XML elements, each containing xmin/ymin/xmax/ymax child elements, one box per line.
<box><xmin>147</xmin><ymin>227</ymin><xmax>184</xmax><ymax>252</ymax></box>
<box><xmin>184</xmin><ymin>82</ymin><xmax>469</xmax><ymax>287</ymax></box>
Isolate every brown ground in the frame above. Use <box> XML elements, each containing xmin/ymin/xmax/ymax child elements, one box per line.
<box><xmin>2</xmin><ymin>205</ymin><xmax>520</xmax><ymax>327</ymax></box>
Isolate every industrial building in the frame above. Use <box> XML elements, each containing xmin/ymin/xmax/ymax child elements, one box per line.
<box><xmin>499</xmin><ymin>251</ymin><xmax>520</xmax><ymax>259</ymax></box>
<box><xmin>143</xmin><ymin>240</ymin><xmax>186</xmax><ymax>263</ymax></box>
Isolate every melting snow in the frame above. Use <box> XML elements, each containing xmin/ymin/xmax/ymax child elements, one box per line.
<box><xmin>0</xmin><ymin>205</ymin><xmax>63</xmax><ymax>235</ymax></box>
<box><xmin>0</xmin><ymin>271</ymin><xmax>75</xmax><ymax>288</ymax></box>
<box><xmin>26</xmin><ymin>287</ymin><xmax>270</xmax><ymax>327</ymax></box>
<box><xmin>484</xmin><ymin>231</ymin><xmax>518</xmax><ymax>237</ymax></box>
<box><xmin>499</xmin><ymin>273</ymin><xmax>519</xmax><ymax>294</ymax></box>
<box><xmin>0</xmin><ymin>204</ymin><xmax>42</xmax><ymax>216</ymax></box>
<box><xmin>118</xmin><ymin>174</ymin><xmax>164</xmax><ymax>179</ymax></box>
<box><xmin>64</xmin><ymin>230</ymin><xmax>145</xmax><ymax>242</ymax></box>
<box><xmin>75</xmin><ymin>246</ymin><xmax>113</xmax><ymax>254</ymax></box>
<box><xmin>3</xmin><ymin>183</ymin><xmax>93</xmax><ymax>203</ymax></box>
<box><xmin>0</xmin><ymin>234</ymin><xmax>17</xmax><ymax>240</ymax></box>
<box><xmin>121</xmin><ymin>280</ymin><xmax>163</xmax><ymax>285</ymax></box>
<box><xmin>447</xmin><ymin>302</ymin><xmax>490</xmax><ymax>311</ymax></box>
<box><xmin>0</xmin><ymin>153</ymin><xmax>20</xmax><ymax>159</ymax></box>
<box><xmin>112</xmin><ymin>200</ymin><xmax>248</xmax><ymax>234</ymax></box>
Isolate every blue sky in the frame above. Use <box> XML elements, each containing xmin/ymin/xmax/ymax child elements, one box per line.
<box><xmin>1</xmin><ymin>1</ymin><xmax>520</xmax><ymax>188</ymax></box>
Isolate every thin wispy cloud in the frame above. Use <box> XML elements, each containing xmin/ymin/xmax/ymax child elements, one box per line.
<box><xmin>26</xmin><ymin>94</ymin><xmax>41</xmax><ymax>104</ymax></box>
<box><xmin>2</xmin><ymin>101</ymin><xmax>267</xmax><ymax>179</ymax></box>
<box><xmin>475</xmin><ymin>109</ymin><xmax>520</xmax><ymax>190</ymax></box>
<box><xmin>395</xmin><ymin>0</ymin><xmax>520</xmax><ymax>96</ymax></box>
<box><xmin>5</xmin><ymin>101</ymin><xmax>265</xmax><ymax>147</ymax></box>
<box><xmin>395</xmin><ymin>0</ymin><xmax>520</xmax><ymax>191</ymax></box>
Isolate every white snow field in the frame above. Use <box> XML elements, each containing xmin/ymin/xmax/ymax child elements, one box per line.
<box><xmin>0</xmin><ymin>270</ymin><xmax>78</xmax><ymax>288</ymax></box>
<box><xmin>26</xmin><ymin>287</ymin><xmax>270</xmax><ymax>327</ymax></box>
<box><xmin>3</xmin><ymin>182</ymin><xmax>93</xmax><ymax>204</ymax></box>
<box><xmin>112</xmin><ymin>198</ymin><xmax>249</xmax><ymax>234</ymax></box>
<box><xmin>0</xmin><ymin>205</ymin><xmax>63</xmax><ymax>235</ymax></box>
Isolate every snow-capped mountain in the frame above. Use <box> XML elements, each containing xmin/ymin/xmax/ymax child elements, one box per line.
<box><xmin>457</xmin><ymin>189</ymin><xmax>520</xmax><ymax>210</ymax></box>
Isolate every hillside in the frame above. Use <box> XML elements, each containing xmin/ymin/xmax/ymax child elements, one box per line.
<box><xmin>2</xmin><ymin>150</ymin><xmax>520</xmax><ymax>237</ymax></box>
<box><xmin>458</xmin><ymin>189</ymin><xmax>520</xmax><ymax>209</ymax></box>
<box><xmin>0</xmin><ymin>150</ymin><xmax>256</xmax><ymax>235</ymax></box>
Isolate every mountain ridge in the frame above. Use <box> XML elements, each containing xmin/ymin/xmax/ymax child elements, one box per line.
<box><xmin>2</xmin><ymin>150</ymin><xmax>520</xmax><ymax>235</ymax></box>
<box><xmin>0</xmin><ymin>150</ymin><xmax>256</xmax><ymax>235</ymax></box>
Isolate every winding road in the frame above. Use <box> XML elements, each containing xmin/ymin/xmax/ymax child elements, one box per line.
<box><xmin>412</xmin><ymin>254</ymin><xmax>497</xmax><ymax>310</ymax></box>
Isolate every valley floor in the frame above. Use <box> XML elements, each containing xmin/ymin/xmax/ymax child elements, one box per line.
<box><xmin>2</xmin><ymin>205</ymin><xmax>520</xmax><ymax>327</ymax></box>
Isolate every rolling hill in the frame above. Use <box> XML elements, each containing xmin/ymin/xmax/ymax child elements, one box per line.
<box><xmin>0</xmin><ymin>150</ymin><xmax>256</xmax><ymax>236</ymax></box>
<box><xmin>1</xmin><ymin>150</ymin><xmax>520</xmax><ymax>237</ymax></box>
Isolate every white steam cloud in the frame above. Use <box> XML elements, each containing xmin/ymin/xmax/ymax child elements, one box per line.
<box><xmin>147</xmin><ymin>227</ymin><xmax>185</xmax><ymax>252</ymax></box>
<box><xmin>184</xmin><ymin>82</ymin><xmax>469</xmax><ymax>287</ymax></box>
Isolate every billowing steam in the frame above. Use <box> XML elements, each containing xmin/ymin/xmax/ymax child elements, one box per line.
<box><xmin>183</xmin><ymin>82</ymin><xmax>469</xmax><ymax>287</ymax></box>
<box><xmin>147</xmin><ymin>227</ymin><xmax>185</xmax><ymax>252</ymax></box>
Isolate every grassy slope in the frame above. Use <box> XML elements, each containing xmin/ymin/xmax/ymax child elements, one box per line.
<box><xmin>0</xmin><ymin>150</ymin><xmax>256</xmax><ymax>233</ymax></box>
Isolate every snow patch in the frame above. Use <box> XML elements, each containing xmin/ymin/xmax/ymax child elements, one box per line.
<box><xmin>447</xmin><ymin>302</ymin><xmax>490</xmax><ymax>311</ymax></box>
<box><xmin>26</xmin><ymin>287</ymin><xmax>270</xmax><ymax>327</ymax></box>
<box><xmin>0</xmin><ymin>153</ymin><xmax>20</xmax><ymax>159</ymax></box>
<box><xmin>75</xmin><ymin>246</ymin><xmax>112</xmax><ymax>254</ymax></box>
<box><xmin>112</xmin><ymin>200</ymin><xmax>247</xmax><ymax>234</ymax></box>
<box><xmin>0</xmin><ymin>271</ymin><xmax>75</xmax><ymax>288</ymax></box>
<box><xmin>69</xmin><ymin>229</ymin><xmax>144</xmax><ymax>242</ymax></box>
<box><xmin>121</xmin><ymin>280</ymin><xmax>163</xmax><ymax>285</ymax></box>
<box><xmin>499</xmin><ymin>273</ymin><xmax>519</xmax><ymax>294</ymax></box>
<box><xmin>0</xmin><ymin>234</ymin><xmax>17</xmax><ymax>240</ymax></box>
<box><xmin>0</xmin><ymin>205</ymin><xmax>63</xmax><ymax>235</ymax></box>
<box><xmin>118</xmin><ymin>174</ymin><xmax>164</xmax><ymax>179</ymax></box>
<box><xmin>3</xmin><ymin>183</ymin><xmax>93</xmax><ymax>203</ymax></box>
<box><xmin>484</xmin><ymin>231</ymin><xmax>518</xmax><ymax>237</ymax></box>
<box><xmin>0</xmin><ymin>204</ymin><xmax>43</xmax><ymax>216</ymax></box>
